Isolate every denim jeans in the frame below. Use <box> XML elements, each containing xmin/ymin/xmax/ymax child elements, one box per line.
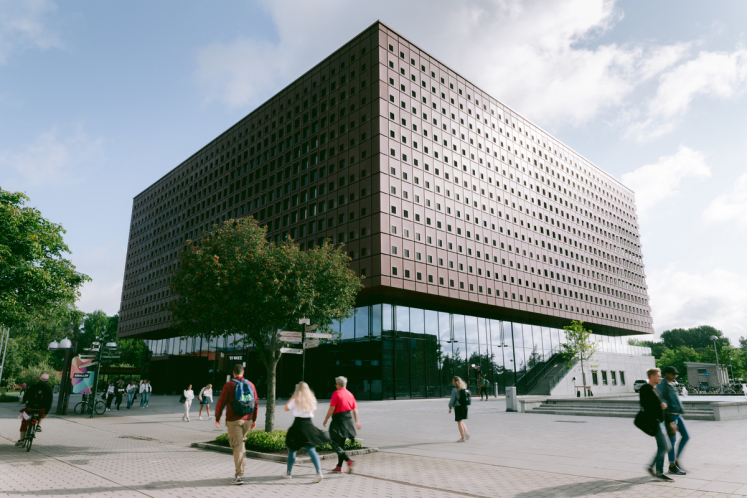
<box><xmin>650</xmin><ymin>422</ymin><xmax>671</xmax><ymax>473</ymax></box>
<box><xmin>668</xmin><ymin>414</ymin><xmax>689</xmax><ymax>464</ymax></box>
<box><xmin>287</xmin><ymin>446</ymin><xmax>321</xmax><ymax>475</ymax></box>
<box><xmin>127</xmin><ymin>393</ymin><xmax>134</xmax><ymax>408</ymax></box>
<box><xmin>141</xmin><ymin>392</ymin><xmax>150</xmax><ymax>407</ymax></box>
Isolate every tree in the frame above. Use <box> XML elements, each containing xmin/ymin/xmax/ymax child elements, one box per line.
<box><xmin>656</xmin><ymin>346</ymin><xmax>701</xmax><ymax>384</ymax></box>
<box><xmin>739</xmin><ymin>337</ymin><xmax>747</xmax><ymax>351</ymax></box>
<box><xmin>0</xmin><ymin>189</ymin><xmax>90</xmax><ymax>328</ymax></box>
<box><xmin>170</xmin><ymin>217</ymin><xmax>362</xmax><ymax>431</ymax></box>
<box><xmin>10</xmin><ymin>305</ymin><xmax>84</xmax><ymax>371</ymax></box>
<box><xmin>561</xmin><ymin>321</ymin><xmax>597</xmax><ymax>395</ymax></box>
<box><xmin>0</xmin><ymin>337</ymin><xmax>23</xmax><ymax>387</ymax></box>
<box><xmin>661</xmin><ymin>326</ymin><xmax>729</xmax><ymax>350</ymax></box>
<box><xmin>81</xmin><ymin>310</ymin><xmax>111</xmax><ymax>348</ymax></box>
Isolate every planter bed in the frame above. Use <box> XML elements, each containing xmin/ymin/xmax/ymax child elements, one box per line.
<box><xmin>191</xmin><ymin>440</ymin><xmax>378</xmax><ymax>463</ymax></box>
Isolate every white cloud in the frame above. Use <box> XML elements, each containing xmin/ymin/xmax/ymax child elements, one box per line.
<box><xmin>627</xmin><ymin>48</ymin><xmax>747</xmax><ymax>140</ymax></box>
<box><xmin>0</xmin><ymin>124</ymin><xmax>104</xmax><ymax>188</ymax></box>
<box><xmin>648</xmin><ymin>266</ymin><xmax>747</xmax><ymax>342</ymax></box>
<box><xmin>703</xmin><ymin>173</ymin><xmax>747</xmax><ymax>229</ymax></box>
<box><xmin>74</xmin><ymin>239</ymin><xmax>126</xmax><ymax>316</ymax></box>
<box><xmin>194</xmin><ymin>0</ymin><xmax>691</xmax><ymax>128</ymax></box>
<box><xmin>621</xmin><ymin>146</ymin><xmax>710</xmax><ymax>219</ymax></box>
<box><xmin>0</xmin><ymin>0</ymin><xmax>61</xmax><ymax>64</ymax></box>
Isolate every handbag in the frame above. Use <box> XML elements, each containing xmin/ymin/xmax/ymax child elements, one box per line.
<box><xmin>634</xmin><ymin>410</ymin><xmax>657</xmax><ymax>437</ymax></box>
<box><xmin>665</xmin><ymin>414</ymin><xmax>677</xmax><ymax>437</ymax></box>
<box><xmin>179</xmin><ymin>394</ymin><xmax>186</xmax><ymax>403</ymax></box>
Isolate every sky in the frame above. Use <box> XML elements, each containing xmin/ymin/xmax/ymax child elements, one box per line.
<box><xmin>2</xmin><ymin>0</ymin><xmax>747</xmax><ymax>344</ymax></box>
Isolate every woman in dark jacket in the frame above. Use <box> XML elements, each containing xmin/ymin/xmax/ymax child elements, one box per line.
<box><xmin>639</xmin><ymin>368</ymin><xmax>673</xmax><ymax>481</ymax></box>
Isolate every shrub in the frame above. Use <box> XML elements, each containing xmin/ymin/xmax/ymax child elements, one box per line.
<box><xmin>214</xmin><ymin>430</ymin><xmax>362</xmax><ymax>452</ymax></box>
<box><xmin>22</xmin><ymin>363</ymin><xmax>61</xmax><ymax>387</ymax></box>
<box><xmin>0</xmin><ymin>394</ymin><xmax>20</xmax><ymax>403</ymax></box>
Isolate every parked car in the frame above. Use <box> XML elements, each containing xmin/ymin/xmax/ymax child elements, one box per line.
<box><xmin>633</xmin><ymin>380</ymin><xmax>647</xmax><ymax>392</ymax></box>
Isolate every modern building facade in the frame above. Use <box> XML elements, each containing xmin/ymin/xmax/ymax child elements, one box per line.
<box><xmin>118</xmin><ymin>21</ymin><xmax>654</xmax><ymax>398</ymax></box>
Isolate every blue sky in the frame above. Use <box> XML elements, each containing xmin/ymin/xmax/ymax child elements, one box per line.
<box><xmin>2</xmin><ymin>0</ymin><xmax>747</xmax><ymax>343</ymax></box>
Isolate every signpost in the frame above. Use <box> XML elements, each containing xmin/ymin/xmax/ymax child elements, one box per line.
<box><xmin>277</xmin><ymin>319</ymin><xmax>336</xmax><ymax>382</ymax></box>
<box><xmin>280</xmin><ymin>347</ymin><xmax>303</xmax><ymax>355</ymax></box>
<box><xmin>303</xmin><ymin>339</ymin><xmax>320</xmax><ymax>349</ymax></box>
<box><xmin>305</xmin><ymin>332</ymin><xmax>333</xmax><ymax>340</ymax></box>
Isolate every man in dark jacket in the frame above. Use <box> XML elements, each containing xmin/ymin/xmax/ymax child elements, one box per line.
<box><xmin>657</xmin><ymin>366</ymin><xmax>689</xmax><ymax>475</ymax></box>
<box><xmin>16</xmin><ymin>374</ymin><xmax>53</xmax><ymax>446</ymax></box>
<box><xmin>639</xmin><ymin>367</ymin><xmax>673</xmax><ymax>482</ymax></box>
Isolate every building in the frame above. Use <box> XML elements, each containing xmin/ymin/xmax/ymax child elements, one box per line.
<box><xmin>117</xmin><ymin>21</ymin><xmax>654</xmax><ymax>399</ymax></box>
<box><xmin>685</xmin><ymin>362</ymin><xmax>729</xmax><ymax>389</ymax></box>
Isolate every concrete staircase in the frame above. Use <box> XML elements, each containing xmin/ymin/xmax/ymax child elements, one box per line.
<box><xmin>526</xmin><ymin>363</ymin><xmax>565</xmax><ymax>396</ymax></box>
<box><xmin>527</xmin><ymin>398</ymin><xmax>716</xmax><ymax>420</ymax></box>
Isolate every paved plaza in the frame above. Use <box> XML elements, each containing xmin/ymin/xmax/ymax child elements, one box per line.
<box><xmin>1</xmin><ymin>393</ymin><xmax>747</xmax><ymax>497</ymax></box>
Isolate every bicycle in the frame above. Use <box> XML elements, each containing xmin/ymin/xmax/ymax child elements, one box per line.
<box><xmin>23</xmin><ymin>410</ymin><xmax>42</xmax><ymax>452</ymax></box>
<box><xmin>73</xmin><ymin>394</ymin><xmax>106</xmax><ymax>415</ymax></box>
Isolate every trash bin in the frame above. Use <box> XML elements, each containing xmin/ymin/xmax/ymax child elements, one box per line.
<box><xmin>506</xmin><ymin>386</ymin><xmax>518</xmax><ymax>412</ymax></box>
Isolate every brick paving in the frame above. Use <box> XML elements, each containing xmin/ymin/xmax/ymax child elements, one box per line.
<box><xmin>1</xmin><ymin>393</ymin><xmax>746</xmax><ymax>497</ymax></box>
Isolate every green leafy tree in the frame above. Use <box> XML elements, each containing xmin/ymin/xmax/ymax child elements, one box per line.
<box><xmin>656</xmin><ymin>346</ymin><xmax>701</xmax><ymax>384</ymax></box>
<box><xmin>0</xmin><ymin>337</ymin><xmax>23</xmax><ymax>386</ymax></box>
<box><xmin>739</xmin><ymin>337</ymin><xmax>747</xmax><ymax>351</ymax></box>
<box><xmin>10</xmin><ymin>305</ymin><xmax>84</xmax><ymax>371</ymax></box>
<box><xmin>170</xmin><ymin>217</ymin><xmax>362</xmax><ymax>431</ymax></box>
<box><xmin>661</xmin><ymin>325</ymin><xmax>729</xmax><ymax>350</ymax></box>
<box><xmin>22</xmin><ymin>361</ymin><xmax>61</xmax><ymax>386</ymax></box>
<box><xmin>0</xmin><ymin>189</ymin><xmax>90</xmax><ymax>328</ymax></box>
<box><xmin>561</xmin><ymin>321</ymin><xmax>597</xmax><ymax>394</ymax></box>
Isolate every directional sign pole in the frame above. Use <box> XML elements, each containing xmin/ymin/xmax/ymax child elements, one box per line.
<box><xmin>299</xmin><ymin>318</ymin><xmax>307</xmax><ymax>382</ymax></box>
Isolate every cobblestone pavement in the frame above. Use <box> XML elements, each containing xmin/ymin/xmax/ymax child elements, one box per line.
<box><xmin>1</xmin><ymin>393</ymin><xmax>746</xmax><ymax>497</ymax></box>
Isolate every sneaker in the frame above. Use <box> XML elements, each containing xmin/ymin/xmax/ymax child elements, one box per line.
<box><xmin>199</xmin><ymin>417</ymin><xmax>203</xmax><ymax>420</ymax></box>
<box><xmin>230</xmin><ymin>477</ymin><xmax>244</xmax><ymax>485</ymax></box>
<box><xmin>347</xmin><ymin>459</ymin><xmax>355</xmax><ymax>474</ymax></box>
<box><xmin>15</xmin><ymin>440</ymin><xmax>24</xmax><ymax>447</ymax></box>
<box><xmin>281</xmin><ymin>473</ymin><xmax>292</xmax><ymax>479</ymax></box>
<box><xmin>464</xmin><ymin>433</ymin><xmax>471</xmax><ymax>441</ymax></box>
<box><xmin>669</xmin><ymin>464</ymin><xmax>686</xmax><ymax>475</ymax></box>
<box><xmin>656</xmin><ymin>473</ymin><xmax>674</xmax><ymax>482</ymax></box>
<box><xmin>456</xmin><ymin>438</ymin><xmax>465</xmax><ymax>442</ymax></box>
<box><xmin>674</xmin><ymin>462</ymin><xmax>687</xmax><ymax>475</ymax></box>
<box><xmin>106</xmin><ymin>408</ymin><xmax>110</xmax><ymax>412</ymax></box>
<box><xmin>36</xmin><ymin>426</ymin><xmax>42</xmax><ymax>433</ymax></box>
<box><xmin>331</xmin><ymin>466</ymin><xmax>343</xmax><ymax>473</ymax></box>
<box><xmin>314</xmin><ymin>473</ymin><xmax>323</xmax><ymax>483</ymax></box>
<box><xmin>646</xmin><ymin>466</ymin><xmax>657</xmax><ymax>479</ymax></box>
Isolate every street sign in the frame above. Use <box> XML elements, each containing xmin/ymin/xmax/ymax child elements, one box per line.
<box><xmin>305</xmin><ymin>332</ymin><xmax>333</xmax><ymax>339</ymax></box>
<box><xmin>281</xmin><ymin>339</ymin><xmax>302</xmax><ymax>344</ymax></box>
<box><xmin>73</xmin><ymin>373</ymin><xmax>90</xmax><ymax>379</ymax></box>
<box><xmin>704</xmin><ymin>372</ymin><xmax>710</xmax><ymax>377</ymax></box>
<box><xmin>303</xmin><ymin>339</ymin><xmax>320</xmax><ymax>349</ymax></box>
<box><xmin>304</xmin><ymin>324</ymin><xmax>318</xmax><ymax>332</ymax></box>
<box><xmin>79</xmin><ymin>355</ymin><xmax>96</xmax><ymax>359</ymax></box>
<box><xmin>84</xmin><ymin>362</ymin><xmax>99</xmax><ymax>368</ymax></box>
<box><xmin>279</xmin><ymin>331</ymin><xmax>302</xmax><ymax>338</ymax></box>
<box><xmin>299</xmin><ymin>318</ymin><xmax>310</xmax><ymax>326</ymax></box>
<box><xmin>280</xmin><ymin>347</ymin><xmax>303</xmax><ymax>355</ymax></box>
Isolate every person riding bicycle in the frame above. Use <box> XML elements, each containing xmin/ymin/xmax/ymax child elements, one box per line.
<box><xmin>16</xmin><ymin>373</ymin><xmax>53</xmax><ymax>447</ymax></box>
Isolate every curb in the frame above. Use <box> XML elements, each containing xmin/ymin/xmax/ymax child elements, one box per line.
<box><xmin>190</xmin><ymin>442</ymin><xmax>378</xmax><ymax>463</ymax></box>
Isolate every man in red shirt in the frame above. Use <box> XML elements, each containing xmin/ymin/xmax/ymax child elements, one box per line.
<box><xmin>323</xmin><ymin>375</ymin><xmax>362</xmax><ymax>473</ymax></box>
<box><xmin>215</xmin><ymin>364</ymin><xmax>259</xmax><ymax>485</ymax></box>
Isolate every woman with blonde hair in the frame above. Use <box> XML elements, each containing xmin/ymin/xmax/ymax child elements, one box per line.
<box><xmin>197</xmin><ymin>384</ymin><xmax>213</xmax><ymax>420</ymax></box>
<box><xmin>448</xmin><ymin>376</ymin><xmax>471</xmax><ymax>442</ymax></box>
<box><xmin>282</xmin><ymin>382</ymin><xmax>328</xmax><ymax>482</ymax></box>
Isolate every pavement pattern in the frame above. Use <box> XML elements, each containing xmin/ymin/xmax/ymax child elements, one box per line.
<box><xmin>1</xmin><ymin>393</ymin><xmax>747</xmax><ymax>498</ymax></box>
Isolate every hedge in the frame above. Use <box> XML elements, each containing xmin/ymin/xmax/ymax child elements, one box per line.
<box><xmin>215</xmin><ymin>430</ymin><xmax>362</xmax><ymax>453</ymax></box>
<box><xmin>0</xmin><ymin>394</ymin><xmax>20</xmax><ymax>403</ymax></box>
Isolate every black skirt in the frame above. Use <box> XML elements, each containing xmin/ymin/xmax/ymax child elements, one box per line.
<box><xmin>455</xmin><ymin>406</ymin><xmax>468</xmax><ymax>422</ymax></box>
<box><xmin>329</xmin><ymin>411</ymin><xmax>357</xmax><ymax>440</ymax></box>
<box><xmin>285</xmin><ymin>417</ymin><xmax>330</xmax><ymax>451</ymax></box>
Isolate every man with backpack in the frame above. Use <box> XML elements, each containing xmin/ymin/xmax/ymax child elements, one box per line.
<box><xmin>481</xmin><ymin>376</ymin><xmax>490</xmax><ymax>400</ymax></box>
<box><xmin>16</xmin><ymin>374</ymin><xmax>53</xmax><ymax>446</ymax></box>
<box><xmin>215</xmin><ymin>364</ymin><xmax>259</xmax><ymax>485</ymax></box>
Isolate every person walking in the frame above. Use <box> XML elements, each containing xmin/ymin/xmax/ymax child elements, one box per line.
<box><xmin>139</xmin><ymin>380</ymin><xmax>146</xmax><ymax>407</ymax></box>
<box><xmin>322</xmin><ymin>376</ymin><xmax>361</xmax><ymax>474</ymax></box>
<box><xmin>115</xmin><ymin>380</ymin><xmax>125</xmax><ymax>410</ymax></box>
<box><xmin>141</xmin><ymin>380</ymin><xmax>152</xmax><ymax>408</ymax></box>
<box><xmin>448</xmin><ymin>376</ymin><xmax>470</xmax><ymax>442</ymax></box>
<box><xmin>481</xmin><ymin>376</ymin><xmax>490</xmax><ymax>401</ymax></box>
<box><xmin>18</xmin><ymin>383</ymin><xmax>27</xmax><ymax>403</ymax></box>
<box><xmin>105</xmin><ymin>381</ymin><xmax>115</xmax><ymax>411</ymax></box>
<box><xmin>639</xmin><ymin>367</ymin><xmax>674</xmax><ymax>482</ymax></box>
<box><xmin>126</xmin><ymin>381</ymin><xmax>138</xmax><ymax>409</ymax></box>
<box><xmin>282</xmin><ymin>382</ymin><xmax>326</xmax><ymax>482</ymax></box>
<box><xmin>198</xmin><ymin>384</ymin><xmax>213</xmax><ymax>420</ymax></box>
<box><xmin>182</xmin><ymin>384</ymin><xmax>195</xmax><ymax>421</ymax></box>
<box><xmin>215</xmin><ymin>364</ymin><xmax>259</xmax><ymax>485</ymax></box>
<box><xmin>658</xmin><ymin>366</ymin><xmax>689</xmax><ymax>475</ymax></box>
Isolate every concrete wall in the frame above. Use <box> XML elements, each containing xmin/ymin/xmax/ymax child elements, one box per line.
<box><xmin>551</xmin><ymin>352</ymin><xmax>655</xmax><ymax>396</ymax></box>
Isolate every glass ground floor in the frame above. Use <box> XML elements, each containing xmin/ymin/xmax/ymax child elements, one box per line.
<box><xmin>143</xmin><ymin>304</ymin><xmax>651</xmax><ymax>400</ymax></box>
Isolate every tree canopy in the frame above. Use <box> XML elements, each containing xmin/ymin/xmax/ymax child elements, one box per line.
<box><xmin>0</xmin><ymin>188</ymin><xmax>90</xmax><ymax>328</ymax></box>
<box><xmin>660</xmin><ymin>325</ymin><xmax>729</xmax><ymax>350</ymax></box>
<box><xmin>170</xmin><ymin>217</ymin><xmax>362</xmax><ymax>430</ymax></box>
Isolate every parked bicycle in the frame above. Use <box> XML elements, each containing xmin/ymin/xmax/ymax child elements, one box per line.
<box><xmin>74</xmin><ymin>393</ymin><xmax>106</xmax><ymax>415</ymax></box>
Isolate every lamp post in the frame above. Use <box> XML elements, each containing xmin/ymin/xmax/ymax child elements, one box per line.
<box><xmin>710</xmin><ymin>335</ymin><xmax>724</xmax><ymax>394</ymax></box>
<box><xmin>48</xmin><ymin>337</ymin><xmax>75</xmax><ymax>415</ymax></box>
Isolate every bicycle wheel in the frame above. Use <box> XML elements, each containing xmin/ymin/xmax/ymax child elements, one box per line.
<box><xmin>74</xmin><ymin>402</ymin><xmax>87</xmax><ymax>415</ymax></box>
<box><xmin>94</xmin><ymin>400</ymin><xmax>106</xmax><ymax>415</ymax></box>
<box><xmin>25</xmin><ymin>424</ymin><xmax>35</xmax><ymax>452</ymax></box>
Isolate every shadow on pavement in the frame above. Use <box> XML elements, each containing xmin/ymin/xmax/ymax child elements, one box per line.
<box><xmin>514</xmin><ymin>479</ymin><xmax>641</xmax><ymax>498</ymax></box>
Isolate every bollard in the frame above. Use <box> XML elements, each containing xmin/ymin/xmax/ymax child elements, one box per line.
<box><xmin>506</xmin><ymin>386</ymin><xmax>518</xmax><ymax>412</ymax></box>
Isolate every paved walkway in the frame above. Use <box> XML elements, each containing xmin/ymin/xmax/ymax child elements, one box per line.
<box><xmin>1</xmin><ymin>393</ymin><xmax>746</xmax><ymax>497</ymax></box>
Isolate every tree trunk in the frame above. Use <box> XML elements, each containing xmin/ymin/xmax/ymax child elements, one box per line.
<box><xmin>264</xmin><ymin>354</ymin><xmax>280</xmax><ymax>432</ymax></box>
